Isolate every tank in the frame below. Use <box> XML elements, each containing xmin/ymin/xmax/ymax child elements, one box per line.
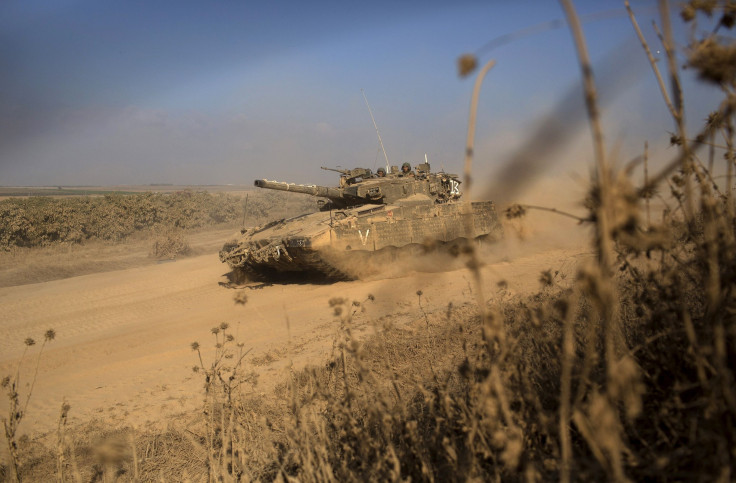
<box><xmin>219</xmin><ymin>162</ymin><xmax>503</xmax><ymax>281</ymax></box>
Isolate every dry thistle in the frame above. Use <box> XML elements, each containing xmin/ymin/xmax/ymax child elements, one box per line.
<box><xmin>687</xmin><ymin>37</ymin><xmax>736</xmax><ymax>86</ymax></box>
<box><xmin>680</xmin><ymin>3</ymin><xmax>697</xmax><ymax>22</ymax></box>
<box><xmin>539</xmin><ymin>270</ymin><xmax>554</xmax><ymax>287</ymax></box>
<box><xmin>457</xmin><ymin>53</ymin><xmax>478</xmax><ymax>77</ymax></box>
<box><xmin>505</xmin><ymin>203</ymin><xmax>527</xmax><ymax>219</ymax></box>
<box><xmin>60</xmin><ymin>401</ymin><xmax>71</xmax><ymax>418</ymax></box>
<box><xmin>234</xmin><ymin>291</ymin><xmax>248</xmax><ymax>305</ymax></box>
<box><xmin>24</xmin><ymin>338</ymin><xmax>35</xmax><ymax>347</ymax></box>
<box><xmin>706</xmin><ymin>110</ymin><xmax>723</xmax><ymax>129</ymax></box>
<box><xmin>328</xmin><ymin>297</ymin><xmax>346</xmax><ymax>307</ymax></box>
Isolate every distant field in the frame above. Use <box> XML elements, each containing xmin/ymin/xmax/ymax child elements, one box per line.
<box><xmin>0</xmin><ymin>188</ymin><xmax>316</xmax><ymax>254</ymax></box>
<box><xmin>0</xmin><ymin>184</ymin><xmax>253</xmax><ymax>199</ymax></box>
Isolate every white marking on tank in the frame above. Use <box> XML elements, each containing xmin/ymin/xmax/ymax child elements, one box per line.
<box><xmin>358</xmin><ymin>229</ymin><xmax>370</xmax><ymax>246</ymax></box>
<box><xmin>450</xmin><ymin>180</ymin><xmax>460</xmax><ymax>195</ymax></box>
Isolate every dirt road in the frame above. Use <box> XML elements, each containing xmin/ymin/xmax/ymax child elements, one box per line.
<box><xmin>0</xmin><ymin>240</ymin><xmax>590</xmax><ymax>438</ymax></box>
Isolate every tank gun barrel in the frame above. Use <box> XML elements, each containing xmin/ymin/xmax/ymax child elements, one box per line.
<box><xmin>254</xmin><ymin>179</ymin><xmax>345</xmax><ymax>199</ymax></box>
<box><xmin>320</xmin><ymin>166</ymin><xmax>349</xmax><ymax>175</ymax></box>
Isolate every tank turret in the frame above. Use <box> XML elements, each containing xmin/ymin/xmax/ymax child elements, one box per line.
<box><xmin>254</xmin><ymin>163</ymin><xmax>463</xmax><ymax>209</ymax></box>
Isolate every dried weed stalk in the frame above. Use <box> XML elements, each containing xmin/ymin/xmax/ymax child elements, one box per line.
<box><xmin>1</xmin><ymin>329</ymin><xmax>55</xmax><ymax>483</ymax></box>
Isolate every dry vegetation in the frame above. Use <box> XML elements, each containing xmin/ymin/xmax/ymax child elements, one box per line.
<box><xmin>0</xmin><ymin>190</ymin><xmax>315</xmax><ymax>251</ymax></box>
<box><xmin>2</xmin><ymin>1</ymin><xmax>736</xmax><ymax>481</ymax></box>
<box><xmin>0</xmin><ymin>190</ymin><xmax>315</xmax><ymax>286</ymax></box>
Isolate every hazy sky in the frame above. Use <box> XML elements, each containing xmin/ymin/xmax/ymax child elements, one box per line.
<box><xmin>0</xmin><ymin>0</ymin><xmax>725</xmax><ymax>191</ymax></box>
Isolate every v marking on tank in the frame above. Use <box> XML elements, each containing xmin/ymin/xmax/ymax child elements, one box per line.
<box><xmin>358</xmin><ymin>229</ymin><xmax>370</xmax><ymax>246</ymax></box>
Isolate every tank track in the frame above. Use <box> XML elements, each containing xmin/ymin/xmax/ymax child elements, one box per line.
<box><xmin>220</xmin><ymin>241</ymin><xmax>352</xmax><ymax>281</ymax></box>
<box><xmin>220</xmin><ymin>235</ymin><xmax>498</xmax><ymax>283</ymax></box>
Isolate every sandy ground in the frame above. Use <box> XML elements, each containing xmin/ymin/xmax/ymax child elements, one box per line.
<box><xmin>0</xmin><ymin>225</ymin><xmax>591</xmax><ymax>444</ymax></box>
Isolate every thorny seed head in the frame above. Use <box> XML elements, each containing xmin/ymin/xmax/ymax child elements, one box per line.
<box><xmin>672</xmin><ymin>173</ymin><xmax>686</xmax><ymax>188</ymax></box>
<box><xmin>416</xmin><ymin>290</ymin><xmax>423</xmax><ymax>297</ymax></box>
<box><xmin>226</xmin><ymin>334</ymin><xmax>234</xmax><ymax>342</ymax></box>
<box><xmin>457</xmin><ymin>54</ymin><xmax>478</xmax><ymax>77</ymax></box>
<box><xmin>44</xmin><ymin>329</ymin><xmax>56</xmax><ymax>341</ymax></box>
<box><xmin>192</xmin><ymin>366</ymin><xmax>200</xmax><ymax>373</ymax></box>
<box><xmin>24</xmin><ymin>338</ymin><xmax>35</xmax><ymax>347</ymax></box>
<box><xmin>687</xmin><ymin>37</ymin><xmax>736</xmax><ymax>86</ymax></box>
<box><xmin>219</xmin><ymin>322</ymin><xmax>229</xmax><ymax>331</ymax></box>
<box><xmin>367</xmin><ymin>293</ymin><xmax>375</xmax><ymax>301</ymax></box>
<box><xmin>211</xmin><ymin>327</ymin><xmax>220</xmax><ymax>335</ymax></box>
<box><xmin>505</xmin><ymin>204</ymin><xmax>527</xmax><ymax>219</ymax></box>
<box><xmin>639</xmin><ymin>184</ymin><xmax>658</xmax><ymax>200</ymax></box>
<box><xmin>234</xmin><ymin>291</ymin><xmax>248</xmax><ymax>305</ymax></box>
<box><xmin>539</xmin><ymin>270</ymin><xmax>554</xmax><ymax>287</ymax></box>
<box><xmin>328</xmin><ymin>297</ymin><xmax>346</xmax><ymax>307</ymax></box>
<box><xmin>1</xmin><ymin>376</ymin><xmax>9</xmax><ymax>388</ymax></box>
<box><xmin>681</xmin><ymin>3</ymin><xmax>697</xmax><ymax>22</ymax></box>
<box><xmin>191</xmin><ymin>342</ymin><xmax>200</xmax><ymax>351</ymax></box>
<box><xmin>722</xmin><ymin>10</ymin><xmax>735</xmax><ymax>28</ymax></box>
<box><xmin>60</xmin><ymin>402</ymin><xmax>71</xmax><ymax>418</ymax></box>
<box><xmin>670</xmin><ymin>133</ymin><xmax>683</xmax><ymax>146</ymax></box>
<box><xmin>706</xmin><ymin>110</ymin><xmax>723</xmax><ymax>128</ymax></box>
<box><xmin>684</xmin><ymin>0</ymin><xmax>717</xmax><ymax>19</ymax></box>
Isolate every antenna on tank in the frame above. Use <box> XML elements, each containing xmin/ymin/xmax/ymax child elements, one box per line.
<box><xmin>361</xmin><ymin>89</ymin><xmax>390</xmax><ymax>172</ymax></box>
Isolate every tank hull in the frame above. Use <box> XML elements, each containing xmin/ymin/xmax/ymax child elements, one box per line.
<box><xmin>219</xmin><ymin>200</ymin><xmax>502</xmax><ymax>281</ymax></box>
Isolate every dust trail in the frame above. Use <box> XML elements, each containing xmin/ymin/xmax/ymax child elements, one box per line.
<box><xmin>480</xmin><ymin>39</ymin><xmax>647</xmax><ymax>206</ymax></box>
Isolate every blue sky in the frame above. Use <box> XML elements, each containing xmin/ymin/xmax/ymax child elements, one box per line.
<box><xmin>0</xmin><ymin>0</ymin><xmax>725</xmax><ymax>193</ymax></box>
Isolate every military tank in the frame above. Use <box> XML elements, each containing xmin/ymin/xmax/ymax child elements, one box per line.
<box><xmin>219</xmin><ymin>162</ymin><xmax>503</xmax><ymax>281</ymax></box>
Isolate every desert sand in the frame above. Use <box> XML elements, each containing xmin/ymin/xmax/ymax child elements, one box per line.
<box><xmin>0</xmin><ymin>233</ymin><xmax>590</xmax><ymax>440</ymax></box>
